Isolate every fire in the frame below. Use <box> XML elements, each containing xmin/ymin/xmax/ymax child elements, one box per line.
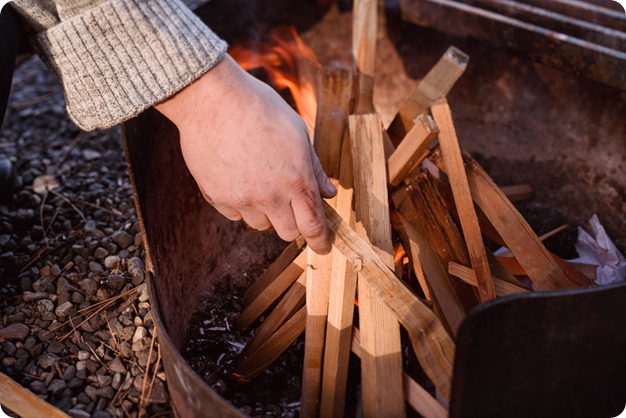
<box><xmin>229</xmin><ymin>27</ymin><xmax>321</xmax><ymax>135</ymax></box>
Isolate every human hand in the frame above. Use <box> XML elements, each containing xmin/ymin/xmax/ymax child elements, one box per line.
<box><xmin>155</xmin><ymin>54</ymin><xmax>336</xmax><ymax>254</ymax></box>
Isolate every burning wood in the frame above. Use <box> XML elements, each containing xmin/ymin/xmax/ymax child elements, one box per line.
<box><xmin>229</xmin><ymin>1</ymin><xmax>598</xmax><ymax>415</ymax></box>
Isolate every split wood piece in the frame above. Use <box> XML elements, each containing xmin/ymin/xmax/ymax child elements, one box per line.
<box><xmin>501</xmin><ymin>183</ymin><xmax>534</xmax><ymax>202</ymax></box>
<box><xmin>313</xmin><ymin>68</ymin><xmax>355</xmax><ymax>178</ymax></box>
<box><xmin>387</xmin><ymin>46</ymin><xmax>469</xmax><ymax>144</ymax></box>
<box><xmin>232</xmin><ymin>307</ymin><xmax>306</xmax><ymax>381</ymax></box>
<box><xmin>0</xmin><ymin>372</ymin><xmax>71</xmax><ymax>418</ymax></box>
<box><xmin>432</xmin><ymin>99</ymin><xmax>495</xmax><ymax>302</ymax></box>
<box><xmin>243</xmin><ymin>237</ymin><xmax>306</xmax><ymax>307</ymax></box>
<box><xmin>320</xmin><ymin>184</ymin><xmax>357</xmax><ymax>418</ymax></box>
<box><xmin>392</xmin><ymin>210</ymin><xmax>461</xmax><ymax>337</ymax></box>
<box><xmin>430</xmin><ymin>148</ymin><xmax>572</xmax><ymax>290</ymax></box>
<box><xmin>236</xmin><ymin>250</ymin><xmax>307</xmax><ymax>330</ymax></box>
<box><xmin>388</xmin><ymin>114</ymin><xmax>439</xmax><ymax>187</ymax></box>
<box><xmin>351</xmin><ymin>328</ymin><xmax>448</xmax><ymax>418</ymax></box>
<box><xmin>352</xmin><ymin>0</ymin><xmax>377</xmax><ymax>112</ymax></box>
<box><xmin>239</xmin><ymin>272</ymin><xmax>306</xmax><ymax>361</ymax></box>
<box><xmin>448</xmin><ymin>261</ymin><xmax>530</xmax><ymax>296</ymax></box>
<box><xmin>323</xmin><ymin>201</ymin><xmax>455</xmax><ymax>399</ymax></box>
<box><xmin>301</xmin><ymin>242</ymin><xmax>334</xmax><ymax>418</ymax></box>
<box><xmin>349</xmin><ymin>113</ymin><xmax>405</xmax><ymax>418</ymax></box>
<box><xmin>497</xmin><ymin>223</ymin><xmax>569</xmax><ymax>257</ymax></box>
<box><xmin>497</xmin><ymin>256</ymin><xmax>598</xmax><ymax>281</ymax></box>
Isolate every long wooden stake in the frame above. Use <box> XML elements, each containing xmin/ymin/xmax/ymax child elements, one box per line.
<box><xmin>239</xmin><ymin>272</ymin><xmax>306</xmax><ymax>361</ymax></box>
<box><xmin>0</xmin><ymin>372</ymin><xmax>71</xmax><ymax>418</ymax></box>
<box><xmin>432</xmin><ymin>99</ymin><xmax>496</xmax><ymax>302</ymax></box>
<box><xmin>448</xmin><ymin>261</ymin><xmax>530</xmax><ymax>296</ymax></box>
<box><xmin>324</xmin><ymin>201</ymin><xmax>455</xmax><ymax>399</ymax></box>
<box><xmin>349</xmin><ymin>113</ymin><xmax>405</xmax><ymax>418</ymax></box>
<box><xmin>387</xmin><ymin>114</ymin><xmax>439</xmax><ymax>187</ymax></box>
<box><xmin>387</xmin><ymin>46</ymin><xmax>469</xmax><ymax>144</ymax></box>
<box><xmin>236</xmin><ymin>250</ymin><xmax>307</xmax><ymax>330</ymax></box>
<box><xmin>243</xmin><ymin>237</ymin><xmax>306</xmax><ymax>307</ymax></box>
<box><xmin>352</xmin><ymin>0</ymin><xmax>378</xmax><ymax>112</ymax></box>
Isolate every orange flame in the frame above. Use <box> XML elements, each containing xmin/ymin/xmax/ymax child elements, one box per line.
<box><xmin>230</xmin><ymin>27</ymin><xmax>321</xmax><ymax>134</ymax></box>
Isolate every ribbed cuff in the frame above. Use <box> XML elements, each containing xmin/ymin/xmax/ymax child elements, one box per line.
<box><xmin>36</xmin><ymin>0</ymin><xmax>227</xmax><ymax>131</ymax></box>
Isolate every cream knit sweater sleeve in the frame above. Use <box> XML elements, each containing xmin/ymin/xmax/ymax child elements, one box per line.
<box><xmin>11</xmin><ymin>0</ymin><xmax>228</xmax><ymax>131</ymax></box>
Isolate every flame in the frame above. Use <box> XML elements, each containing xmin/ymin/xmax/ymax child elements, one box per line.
<box><xmin>393</xmin><ymin>243</ymin><xmax>406</xmax><ymax>265</ymax></box>
<box><xmin>230</xmin><ymin>27</ymin><xmax>321</xmax><ymax>134</ymax></box>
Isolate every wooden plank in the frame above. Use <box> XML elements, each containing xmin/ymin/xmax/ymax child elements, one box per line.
<box><xmin>313</xmin><ymin>68</ymin><xmax>355</xmax><ymax>178</ymax></box>
<box><xmin>350</xmin><ymin>328</ymin><xmax>448</xmax><ymax>418</ymax></box>
<box><xmin>0</xmin><ymin>372</ymin><xmax>71</xmax><ymax>418</ymax></box>
<box><xmin>239</xmin><ymin>272</ymin><xmax>306</xmax><ymax>361</ymax></box>
<box><xmin>233</xmin><ymin>307</ymin><xmax>306</xmax><ymax>381</ymax></box>
<box><xmin>320</xmin><ymin>184</ymin><xmax>357</xmax><ymax>418</ymax></box>
<box><xmin>236</xmin><ymin>250</ymin><xmax>307</xmax><ymax>330</ymax></box>
<box><xmin>323</xmin><ymin>201</ymin><xmax>455</xmax><ymax>400</ymax></box>
<box><xmin>301</xmin><ymin>246</ymin><xmax>333</xmax><ymax>418</ymax></box>
<box><xmin>501</xmin><ymin>183</ymin><xmax>534</xmax><ymax>202</ymax></box>
<box><xmin>399</xmin><ymin>0</ymin><xmax>626</xmax><ymax>91</ymax></box>
<box><xmin>349</xmin><ymin>113</ymin><xmax>405</xmax><ymax>418</ymax></box>
<box><xmin>432</xmin><ymin>99</ymin><xmax>495</xmax><ymax>302</ymax></box>
<box><xmin>430</xmin><ymin>148</ymin><xmax>572</xmax><ymax>290</ymax></box>
<box><xmin>352</xmin><ymin>0</ymin><xmax>378</xmax><ymax>112</ymax></box>
<box><xmin>387</xmin><ymin>114</ymin><xmax>439</xmax><ymax>187</ymax></box>
<box><xmin>243</xmin><ymin>237</ymin><xmax>305</xmax><ymax>307</ymax></box>
<box><xmin>387</xmin><ymin>46</ymin><xmax>469</xmax><ymax>144</ymax></box>
<box><xmin>391</xmin><ymin>205</ymin><xmax>467</xmax><ymax>337</ymax></box>
<box><xmin>448</xmin><ymin>261</ymin><xmax>530</xmax><ymax>296</ymax></box>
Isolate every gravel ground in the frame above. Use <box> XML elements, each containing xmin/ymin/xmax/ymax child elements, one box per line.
<box><xmin>0</xmin><ymin>56</ymin><xmax>171</xmax><ymax>417</ymax></box>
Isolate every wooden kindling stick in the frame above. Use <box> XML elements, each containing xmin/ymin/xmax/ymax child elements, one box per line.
<box><xmin>349</xmin><ymin>113</ymin><xmax>405</xmax><ymax>418</ymax></box>
<box><xmin>431</xmin><ymin>99</ymin><xmax>496</xmax><ymax>302</ymax></box>
<box><xmin>236</xmin><ymin>250</ymin><xmax>307</xmax><ymax>331</ymax></box>
<box><xmin>323</xmin><ymin>200</ymin><xmax>455</xmax><ymax>400</ymax></box>
<box><xmin>387</xmin><ymin>46</ymin><xmax>469</xmax><ymax>144</ymax></box>
<box><xmin>0</xmin><ymin>372</ymin><xmax>71</xmax><ymax>418</ymax></box>
<box><xmin>352</xmin><ymin>0</ymin><xmax>378</xmax><ymax>112</ymax></box>
<box><xmin>448</xmin><ymin>261</ymin><xmax>530</xmax><ymax>296</ymax></box>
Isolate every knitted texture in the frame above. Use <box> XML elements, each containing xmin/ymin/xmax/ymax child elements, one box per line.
<box><xmin>14</xmin><ymin>0</ymin><xmax>227</xmax><ymax>130</ymax></box>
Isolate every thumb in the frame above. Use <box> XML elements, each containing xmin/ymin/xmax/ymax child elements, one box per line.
<box><xmin>309</xmin><ymin>145</ymin><xmax>337</xmax><ymax>199</ymax></box>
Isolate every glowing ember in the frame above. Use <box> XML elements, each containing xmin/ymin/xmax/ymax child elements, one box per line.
<box><xmin>230</xmin><ymin>27</ymin><xmax>321</xmax><ymax>135</ymax></box>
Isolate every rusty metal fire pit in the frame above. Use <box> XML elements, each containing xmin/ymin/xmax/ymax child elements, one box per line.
<box><xmin>121</xmin><ymin>1</ymin><xmax>626</xmax><ymax>417</ymax></box>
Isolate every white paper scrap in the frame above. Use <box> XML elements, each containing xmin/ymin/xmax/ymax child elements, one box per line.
<box><xmin>571</xmin><ymin>214</ymin><xmax>626</xmax><ymax>286</ymax></box>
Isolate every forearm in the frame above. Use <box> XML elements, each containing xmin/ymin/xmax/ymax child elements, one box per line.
<box><xmin>11</xmin><ymin>0</ymin><xmax>227</xmax><ymax>131</ymax></box>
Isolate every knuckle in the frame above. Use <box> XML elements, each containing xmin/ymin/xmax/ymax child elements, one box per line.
<box><xmin>300</xmin><ymin>218</ymin><xmax>327</xmax><ymax>239</ymax></box>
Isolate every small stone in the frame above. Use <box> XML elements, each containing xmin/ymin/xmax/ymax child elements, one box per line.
<box><xmin>137</xmin><ymin>283</ymin><xmax>149</xmax><ymax>302</ymax></box>
<box><xmin>107</xmin><ymin>275</ymin><xmax>125</xmax><ymax>290</ymax></box>
<box><xmin>131</xmin><ymin>337</ymin><xmax>150</xmax><ymax>352</ymax></box>
<box><xmin>83</xmin><ymin>149</ymin><xmax>102</xmax><ymax>161</ymax></box>
<box><xmin>88</xmin><ymin>261</ymin><xmax>104</xmax><ymax>274</ymax></box>
<box><xmin>147</xmin><ymin>380</ymin><xmax>169</xmax><ymax>404</ymax></box>
<box><xmin>94</xmin><ymin>247</ymin><xmax>109</xmax><ymax>260</ymax></box>
<box><xmin>3</xmin><ymin>341</ymin><xmax>17</xmax><ymax>356</ymax></box>
<box><xmin>111</xmin><ymin>373</ymin><xmax>122</xmax><ymax>390</ymax></box>
<box><xmin>32</xmin><ymin>276</ymin><xmax>54</xmax><ymax>293</ymax></box>
<box><xmin>103</xmin><ymin>255</ymin><xmax>120</xmax><ymax>269</ymax></box>
<box><xmin>132</xmin><ymin>326</ymin><xmax>147</xmax><ymax>343</ymax></box>
<box><xmin>85</xmin><ymin>384</ymin><xmax>98</xmax><ymax>400</ymax></box>
<box><xmin>92</xmin><ymin>411</ymin><xmax>112</xmax><ymax>418</ymax></box>
<box><xmin>29</xmin><ymin>380</ymin><xmax>47</xmax><ymax>394</ymax></box>
<box><xmin>72</xmin><ymin>291</ymin><xmax>85</xmax><ymax>304</ymax></box>
<box><xmin>133</xmin><ymin>316</ymin><xmax>142</xmax><ymax>327</ymax></box>
<box><xmin>47</xmin><ymin>340</ymin><xmax>65</xmax><ymax>354</ymax></box>
<box><xmin>79</xmin><ymin>279</ymin><xmax>98</xmax><ymax>295</ymax></box>
<box><xmin>23</xmin><ymin>291</ymin><xmax>49</xmax><ymax>302</ymax></box>
<box><xmin>50</xmin><ymin>264</ymin><xmax>61</xmax><ymax>276</ymax></box>
<box><xmin>127</xmin><ymin>257</ymin><xmax>144</xmax><ymax>280</ymax></box>
<box><xmin>119</xmin><ymin>327</ymin><xmax>134</xmax><ymax>341</ymax></box>
<box><xmin>56</xmin><ymin>277</ymin><xmax>71</xmax><ymax>294</ymax></box>
<box><xmin>96</xmin><ymin>374</ymin><xmax>112</xmax><ymax>387</ymax></box>
<box><xmin>0</xmin><ymin>323</ymin><xmax>30</xmax><ymax>340</ymax></box>
<box><xmin>111</xmin><ymin>231</ymin><xmax>133</xmax><ymax>249</ymax></box>
<box><xmin>37</xmin><ymin>353</ymin><xmax>60</xmax><ymax>369</ymax></box>
<box><xmin>36</xmin><ymin>299</ymin><xmax>54</xmax><ymax>314</ymax></box>
<box><xmin>109</xmin><ymin>357</ymin><xmax>126</xmax><ymax>373</ymax></box>
<box><xmin>78</xmin><ymin>350</ymin><xmax>91</xmax><ymax>361</ymax></box>
<box><xmin>96</xmin><ymin>288</ymin><xmax>111</xmax><ymax>301</ymax></box>
<box><xmin>67</xmin><ymin>408</ymin><xmax>91</xmax><ymax>418</ymax></box>
<box><xmin>48</xmin><ymin>379</ymin><xmax>67</xmax><ymax>395</ymax></box>
<box><xmin>96</xmin><ymin>386</ymin><xmax>115</xmax><ymax>399</ymax></box>
<box><xmin>84</xmin><ymin>220</ymin><xmax>97</xmax><ymax>232</ymax></box>
<box><xmin>68</xmin><ymin>377</ymin><xmax>83</xmax><ymax>389</ymax></box>
<box><xmin>119</xmin><ymin>341</ymin><xmax>132</xmax><ymax>359</ymax></box>
<box><xmin>134</xmin><ymin>233</ymin><xmax>143</xmax><ymax>248</ymax></box>
<box><xmin>63</xmin><ymin>365</ymin><xmax>77</xmax><ymax>381</ymax></box>
<box><xmin>40</xmin><ymin>266</ymin><xmax>51</xmax><ymax>277</ymax></box>
<box><xmin>55</xmin><ymin>301</ymin><xmax>74</xmax><ymax>317</ymax></box>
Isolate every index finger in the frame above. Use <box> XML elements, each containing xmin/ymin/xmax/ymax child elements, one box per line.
<box><xmin>291</xmin><ymin>187</ymin><xmax>332</xmax><ymax>255</ymax></box>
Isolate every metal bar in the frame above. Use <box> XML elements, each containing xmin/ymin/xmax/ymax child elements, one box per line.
<box><xmin>400</xmin><ymin>0</ymin><xmax>626</xmax><ymax>90</ymax></box>
<box><xmin>517</xmin><ymin>0</ymin><xmax>626</xmax><ymax>32</ymax></box>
